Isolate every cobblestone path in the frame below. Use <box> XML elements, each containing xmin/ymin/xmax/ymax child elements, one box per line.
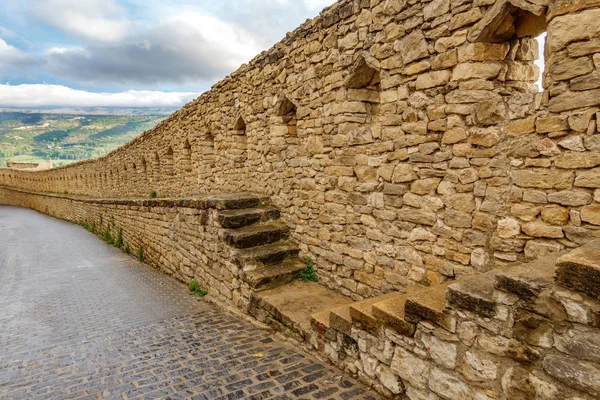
<box><xmin>0</xmin><ymin>206</ymin><xmax>381</xmax><ymax>400</ymax></box>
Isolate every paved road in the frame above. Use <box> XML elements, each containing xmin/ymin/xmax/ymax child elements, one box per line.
<box><xmin>0</xmin><ymin>206</ymin><xmax>381</xmax><ymax>400</ymax></box>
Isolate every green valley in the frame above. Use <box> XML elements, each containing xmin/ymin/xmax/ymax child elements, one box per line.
<box><xmin>0</xmin><ymin>111</ymin><xmax>166</xmax><ymax>168</ymax></box>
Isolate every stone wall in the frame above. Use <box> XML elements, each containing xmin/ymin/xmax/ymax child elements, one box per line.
<box><xmin>1</xmin><ymin>0</ymin><xmax>600</xmax><ymax>397</ymax></box>
<box><xmin>0</xmin><ymin>186</ymin><xmax>283</xmax><ymax>309</ymax></box>
<box><xmin>0</xmin><ymin>0</ymin><xmax>599</xmax><ymax>323</ymax></box>
<box><xmin>308</xmin><ymin>241</ymin><xmax>600</xmax><ymax>399</ymax></box>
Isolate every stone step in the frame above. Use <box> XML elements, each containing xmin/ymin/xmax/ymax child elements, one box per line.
<box><xmin>250</xmin><ymin>281</ymin><xmax>351</xmax><ymax>342</ymax></box>
<box><xmin>555</xmin><ymin>240</ymin><xmax>600</xmax><ymax>301</ymax></box>
<box><xmin>223</xmin><ymin>222</ymin><xmax>289</xmax><ymax>249</ymax></box>
<box><xmin>495</xmin><ymin>252</ymin><xmax>564</xmax><ymax>301</ymax></box>
<box><xmin>217</xmin><ymin>207</ymin><xmax>280</xmax><ymax>229</ymax></box>
<box><xmin>405</xmin><ymin>283</ymin><xmax>455</xmax><ymax>331</ymax></box>
<box><xmin>234</xmin><ymin>241</ymin><xmax>300</xmax><ymax>268</ymax></box>
<box><xmin>446</xmin><ymin>270</ymin><xmax>503</xmax><ymax>318</ymax></box>
<box><xmin>349</xmin><ymin>292</ymin><xmax>405</xmax><ymax>334</ymax></box>
<box><xmin>207</xmin><ymin>193</ymin><xmax>262</xmax><ymax>210</ymax></box>
<box><xmin>241</xmin><ymin>259</ymin><xmax>306</xmax><ymax>291</ymax></box>
<box><xmin>328</xmin><ymin>304</ymin><xmax>353</xmax><ymax>336</ymax></box>
<box><xmin>372</xmin><ymin>294</ymin><xmax>417</xmax><ymax>337</ymax></box>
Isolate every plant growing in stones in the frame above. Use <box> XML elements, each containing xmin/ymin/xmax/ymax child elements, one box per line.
<box><xmin>102</xmin><ymin>227</ymin><xmax>113</xmax><ymax>243</ymax></box>
<box><xmin>124</xmin><ymin>243</ymin><xmax>131</xmax><ymax>254</ymax></box>
<box><xmin>189</xmin><ymin>279</ymin><xmax>208</xmax><ymax>296</ymax></box>
<box><xmin>300</xmin><ymin>257</ymin><xmax>318</xmax><ymax>282</ymax></box>
<box><xmin>114</xmin><ymin>227</ymin><xmax>123</xmax><ymax>248</ymax></box>
<box><xmin>137</xmin><ymin>246</ymin><xmax>145</xmax><ymax>262</ymax></box>
<box><xmin>149</xmin><ymin>190</ymin><xmax>157</xmax><ymax>198</ymax></box>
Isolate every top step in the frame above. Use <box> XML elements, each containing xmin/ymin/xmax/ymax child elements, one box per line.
<box><xmin>495</xmin><ymin>252</ymin><xmax>564</xmax><ymax>301</ymax></box>
<box><xmin>555</xmin><ymin>240</ymin><xmax>600</xmax><ymax>301</ymax></box>
<box><xmin>207</xmin><ymin>193</ymin><xmax>262</xmax><ymax>210</ymax></box>
<box><xmin>405</xmin><ymin>283</ymin><xmax>455</xmax><ymax>332</ymax></box>
<box><xmin>217</xmin><ymin>207</ymin><xmax>280</xmax><ymax>228</ymax></box>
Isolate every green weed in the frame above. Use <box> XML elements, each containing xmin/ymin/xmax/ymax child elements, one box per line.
<box><xmin>137</xmin><ymin>246</ymin><xmax>145</xmax><ymax>263</ymax></box>
<box><xmin>189</xmin><ymin>279</ymin><xmax>208</xmax><ymax>296</ymax></box>
<box><xmin>114</xmin><ymin>227</ymin><xmax>123</xmax><ymax>248</ymax></box>
<box><xmin>300</xmin><ymin>257</ymin><xmax>318</xmax><ymax>282</ymax></box>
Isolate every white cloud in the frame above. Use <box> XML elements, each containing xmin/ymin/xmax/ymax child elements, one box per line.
<box><xmin>0</xmin><ymin>38</ymin><xmax>32</xmax><ymax>66</ymax></box>
<box><xmin>44</xmin><ymin>11</ymin><xmax>262</xmax><ymax>86</ymax></box>
<box><xmin>0</xmin><ymin>83</ymin><xmax>198</xmax><ymax>107</ymax></box>
<box><xmin>31</xmin><ymin>0</ymin><xmax>129</xmax><ymax>43</ymax></box>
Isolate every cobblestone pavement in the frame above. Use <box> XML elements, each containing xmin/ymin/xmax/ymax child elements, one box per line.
<box><xmin>0</xmin><ymin>206</ymin><xmax>382</xmax><ymax>400</ymax></box>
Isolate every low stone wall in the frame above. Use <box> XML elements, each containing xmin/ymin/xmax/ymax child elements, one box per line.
<box><xmin>0</xmin><ymin>186</ymin><xmax>263</xmax><ymax>308</ymax></box>
<box><xmin>308</xmin><ymin>243</ymin><xmax>600</xmax><ymax>399</ymax></box>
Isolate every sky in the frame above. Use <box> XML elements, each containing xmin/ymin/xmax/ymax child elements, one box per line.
<box><xmin>0</xmin><ymin>0</ymin><xmax>334</xmax><ymax>108</ymax></box>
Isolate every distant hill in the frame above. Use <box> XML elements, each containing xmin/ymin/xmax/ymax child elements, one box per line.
<box><xmin>0</xmin><ymin>111</ymin><xmax>167</xmax><ymax>168</ymax></box>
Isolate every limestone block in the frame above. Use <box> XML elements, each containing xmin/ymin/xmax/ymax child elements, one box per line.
<box><xmin>375</xmin><ymin>364</ymin><xmax>403</xmax><ymax>395</ymax></box>
<box><xmin>458</xmin><ymin>42</ymin><xmax>510</xmax><ymax>62</ymax></box>
<box><xmin>390</xmin><ymin>347</ymin><xmax>430</xmax><ymax>389</ymax></box>
<box><xmin>392</xmin><ymin>164</ymin><xmax>417</xmax><ymax>183</ymax></box>
<box><xmin>429</xmin><ymin>367</ymin><xmax>472</xmax><ymax>400</ymax></box>
<box><xmin>554</xmin><ymin>152</ymin><xmax>600</xmax><ymax>169</ymax></box>
<box><xmin>573</xmin><ymin>169</ymin><xmax>600</xmax><ymax>191</ymax></box>
<box><xmin>568</xmin><ymin>38</ymin><xmax>600</xmax><ymax>57</ymax></box>
<box><xmin>536</xmin><ymin>115</ymin><xmax>568</xmax><ymax>133</ymax></box>
<box><xmin>581</xmin><ymin>205</ymin><xmax>600</xmax><ymax>225</ymax></box>
<box><xmin>558</xmin><ymin>136</ymin><xmax>586</xmax><ymax>152</ymax></box>
<box><xmin>452</xmin><ymin>62</ymin><xmax>502</xmax><ymax>81</ymax></box>
<box><xmin>548</xmin><ymin>56</ymin><xmax>595</xmax><ymax>81</ymax></box>
<box><xmin>432</xmin><ymin>49</ymin><xmax>458</xmax><ymax>70</ymax></box>
<box><xmin>411</xmin><ymin>178</ymin><xmax>441</xmax><ymax>195</ymax></box>
<box><xmin>522</xmin><ymin>221</ymin><xmax>564</xmax><ymax>238</ymax></box>
<box><xmin>424</xmin><ymin>0</ymin><xmax>450</xmax><ymax>21</ymax></box>
<box><xmin>524</xmin><ymin>240</ymin><xmax>562</xmax><ymax>260</ymax></box>
<box><xmin>506</xmin><ymin>62</ymin><xmax>539</xmax><ymax>82</ymax></box>
<box><xmin>541</xmin><ymin>205</ymin><xmax>569</xmax><ymax>226</ymax></box>
<box><xmin>497</xmin><ymin>218</ymin><xmax>521</xmax><ymax>238</ymax></box>
<box><xmin>442</xmin><ymin>127</ymin><xmax>467</xmax><ymax>144</ymax></box>
<box><xmin>399</xmin><ymin>30</ymin><xmax>429</xmax><ymax>65</ymax></box>
<box><xmin>505</xmin><ymin>116</ymin><xmax>536</xmax><ymax>135</ymax></box>
<box><xmin>549</xmin><ymin>88</ymin><xmax>600</xmax><ymax>113</ymax></box>
<box><xmin>338</xmin><ymin>31</ymin><xmax>359</xmax><ymax>50</ymax></box>
<box><xmin>543</xmin><ymin>355</ymin><xmax>600</xmax><ymax>396</ymax></box>
<box><xmin>571</xmin><ymin>72</ymin><xmax>600</xmax><ymax>91</ymax></box>
<box><xmin>450</xmin><ymin>8</ymin><xmax>483</xmax><ymax>31</ymax></box>
<box><xmin>397</xmin><ymin>208</ymin><xmax>437</xmax><ymax>226</ymax></box>
<box><xmin>462</xmin><ymin>351</ymin><xmax>498</xmax><ymax>382</ymax></box>
<box><xmin>569</xmin><ymin>109</ymin><xmax>596</xmax><ymax>132</ymax></box>
<box><xmin>547</xmin><ymin>190</ymin><xmax>592</xmax><ymax>206</ymax></box>
<box><xmin>547</xmin><ymin>8</ymin><xmax>600</xmax><ymax>52</ymax></box>
<box><xmin>511</xmin><ymin>203</ymin><xmax>543</xmax><ymax>221</ymax></box>
<box><xmin>415</xmin><ymin>70</ymin><xmax>451</xmax><ymax>90</ymax></box>
<box><xmin>536</xmin><ymin>138</ymin><xmax>561</xmax><ymax>157</ymax></box>
<box><xmin>555</xmin><ymin>329</ymin><xmax>600</xmax><ymax>363</ymax></box>
<box><xmin>511</xmin><ymin>170</ymin><xmax>574</xmax><ymax>189</ymax></box>
<box><xmin>475</xmin><ymin>101</ymin><xmax>506</xmax><ymax>126</ymax></box>
<box><xmin>515</xmin><ymin>36</ymin><xmax>539</xmax><ymax>61</ymax></box>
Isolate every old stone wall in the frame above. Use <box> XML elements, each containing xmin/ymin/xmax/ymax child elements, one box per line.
<box><xmin>0</xmin><ymin>0</ymin><xmax>599</xmax><ymax>309</ymax></box>
<box><xmin>0</xmin><ymin>186</ymin><xmax>268</xmax><ymax>308</ymax></box>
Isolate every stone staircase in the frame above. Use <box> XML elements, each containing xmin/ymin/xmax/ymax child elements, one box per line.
<box><xmin>309</xmin><ymin>242</ymin><xmax>600</xmax><ymax>348</ymax></box>
<box><xmin>211</xmin><ymin>193</ymin><xmax>307</xmax><ymax>291</ymax></box>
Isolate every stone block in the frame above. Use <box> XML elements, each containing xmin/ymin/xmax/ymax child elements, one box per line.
<box><xmin>548</xmin><ymin>56</ymin><xmax>594</xmax><ymax>81</ymax></box>
<box><xmin>452</xmin><ymin>62</ymin><xmax>502</xmax><ymax>81</ymax></box>
<box><xmin>399</xmin><ymin>30</ymin><xmax>429</xmax><ymax>64</ymax></box>
<box><xmin>555</xmin><ymin>242</ymin><xmax>600</xmax><ymax>300</ymax></box>
<box><xmin>429</xmin><ymin>367</ymin><xmax>472</xmax><ymax>400</ymax></box>
<box><xmin>522</xmin><ymin>221</ymin><xmax>564</xmax><ymax>239</ymax></box>
<box><xmin>511</xmin><ymin>170</ymin><xmax>574</xmax><ymax>190</ymax></box>
<box><xmin>543</xmin><ymin>354</ymin><xmax>600</xmax><ymax>396</ymax></box>
<box><xmin>582</xmin><ymin>205</ymin><xmax>600</xmax><ymax>225</ymax></box>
